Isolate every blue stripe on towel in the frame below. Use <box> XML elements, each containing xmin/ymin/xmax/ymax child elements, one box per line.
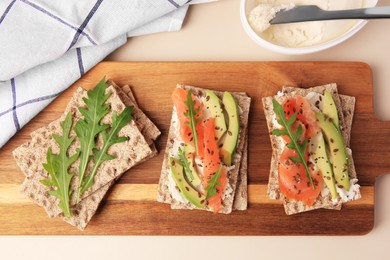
<box><xmin>0</xmin><ymin>0</ymin><xmax>17</xmax><ymax>25</ymax></box>
<box><xmin>76</xmin><ymin>48</ymin><xmax>84</xmax><ymax>76</ymax></box>
<box><xmin>0</xmin><ymin>91</ymin><xmax>62</xmax><ymax>118</ymax></box>
<box><xmin>20</xmin><ymin>0</ymin><xmax>97</xmax><ymax>45</ymax></box>
<box><xmin>10</xmin><ymin>78</ymin><xmax>20</xmax><ymax>131</ymax></box>
<box><xmin>167</xmin><ymin>0</ymin><xmax>180</xmax><ymax>8</ymax></box>
<box><xmin>67</xmin><ymin>0</ymin><xmax>103</xmax><ymax>50</ymax></box>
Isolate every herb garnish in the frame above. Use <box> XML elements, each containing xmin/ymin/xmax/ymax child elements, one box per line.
<box><xmin>184</xmin><ymin>89</ymin><xmax>201</xmax><ymax>156</ymax></box>
<box><xmin>205</xmin><ymin>164</ymin><xmax>223</xmax><ymax>200</ymax></box>
<box><xmin>79</xmin><ymin>106</ymin><xmax>133</xmax><ymax>195</ymax></box>
<box><xmin>178</xmin><ymin>147</ymin><xmax>196</xmax><ymax>183</ymax></box>
<box><xmin>271</xmin><ymin>99</ymin><xmax>315</xmax><ymax>189</ymax></box>
<box><xmin>41</xmin><ymin>112</ymin><xmax>80</xmax><ymax>217</ymax></box>
<box><xmin>74</xmin><ymin>78</ymin><xmax>111</xmax><ymax>202</ymax></box>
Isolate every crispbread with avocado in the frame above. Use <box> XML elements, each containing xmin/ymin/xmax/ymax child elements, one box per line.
<box><xmin>157</xmin><ymin>84</ymin><xmax>250</xmax><ymax>214</ymax></box>
<box><xmin>263</xmin><ymin>84</ymin><xmax>360</xmax><ymax>215</ymax></box>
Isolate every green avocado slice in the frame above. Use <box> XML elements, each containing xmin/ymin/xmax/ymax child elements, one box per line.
<box><xmin>310</xmin><ymin>134</ymin><xmax>338</xmax><ymax>199</ymax></box>
<box><xmin>322</xmin><ymin>90</ymin><xmax>340</xmax><ymax>129</ymax></box>
<box><xmin>315</xmin><ymin>112</ymin><xmax>350</xmax><ymax>191</ymax></box>
<box><xmin>204</xmin><ymin>90</ymin><xmax>227</xmax><ymax>142</ymax></box>
<box><xmin>220</xmin><ymin>91</ymin><xmax>239</xmax><ymax>166</ymax></box>
<box><xmin>169</xmin><ymin>157</ymin><xmax>206</xmax><ymax>208</ymax></box>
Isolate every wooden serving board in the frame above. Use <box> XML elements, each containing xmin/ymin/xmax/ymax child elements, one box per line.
<box><xmin>0</xmin><ymin>62</ymin><xmax>388</xmax><ymax>235</ymax></box>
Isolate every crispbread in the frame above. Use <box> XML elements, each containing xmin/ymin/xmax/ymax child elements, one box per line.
<box><xmin>63</xmin><ymin>181</ymin><xmax>113</xmax><ymax>230</ymax></box>
<box><xmin>61</xmin><ymin>83</ymin><xmax>160</xmax><ymax>230</ymax></box>
<box><xmin>14</xmin><ymin>85</ymin><xmax>154</xmax><ymax>220</ymax></box>
<box><xmin>108</xmin><ymin>83</ymin><xmax>159</xmax><ymax>180</ymax></box>
<box><xmin>157</xmin><ymin>84</ymin><xmax>251</xmax><ymax>214</ymax></box>
<box><xmin>262</xmin><ymin>84</ymin><xmax>358</xmax><ymax>215</ymax></box>
<box><xmin>107</xmin><ymin>80</ymin><xmax>161</xmax><ymax>142</ymax></box>
<box><xmin>233</xmin><ymin>135</ymin><xmax>248</xmax><ymax>211</ymax></box>
<box><xmin>226</xmin><ymin>92</ymin><xmax>249</xmax><ymax>211</ymax></box>
<box><xmin>20</xmin><ymin>177</ymin><xmax>61</xmax><ymax>217</ymax></box>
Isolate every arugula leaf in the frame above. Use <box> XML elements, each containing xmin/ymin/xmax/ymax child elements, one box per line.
<box><xmin>178</xmin><ymin>147</ymin><xmax>196</xmax><ymax>183</ymax></box>
<box><xmin>74</xmin><ymin>78</ymin><xmax>111</xmax><ymax>202</ymax></box>
<box><xmin>41</xmin><ymin>112</ymin><xmax>80</xmax><ymax>217</ymax></box>
<box><xmin>183</xmin><ymin>89</ymin><xmax>201</xmax><ymax>156</ymax></box>
<box><xmin>178</xmin><ymin>147</ymin><xmax>195</xmax><ymax>181</ymax></box>
<box><xmin>79</xmin><ymin>106</ymin><xmax>134</xmax><ymax>195</ymax></box>
<box><xmin>271</xmin><ymin>98</ymin><xmax>315</xmax><ymax>189</ymax></box>
<box><xmin>205</xmin><ymin>164</ymin><xmax>223</xmax><ymax>200</ymax></box>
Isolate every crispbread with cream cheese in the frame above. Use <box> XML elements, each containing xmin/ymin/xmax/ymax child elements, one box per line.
<box><xmin>157</xmin><ymin>85</ymin><xmax>250</xmax><ymax>214</ymax></box>
<box><xmin>262</xmin><ymin>84</ymin><xmax>359</xmax><ymax>215</ymax></box>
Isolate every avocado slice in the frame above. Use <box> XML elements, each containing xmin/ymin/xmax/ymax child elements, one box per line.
<box><xmin>309</xmin><ymin>134</ymin><xmax>338</xmax><ymax>199</ymax></box>
<box><xmin>315</xmin><ymin>112</ymin><xmax>350</xmax><ymax>190</ymax></box>
<box><xmin>169</xmin><ymin>157</ymin><xmax>206</xmax><ymax>208</ymax></box>
<box><xmin>204</xmin><ymin>90</ymin><xmax>227</xmax><ymax>142</ymax></box>
<box><xmin>322</xmin><ymin>90</ymin><xmax>339</xmax><ymax>129</ymax></box>
<box><xmin>220</xmin><ymin>92</ymin><xmax>239</xmax><ymax>166</ymax></box>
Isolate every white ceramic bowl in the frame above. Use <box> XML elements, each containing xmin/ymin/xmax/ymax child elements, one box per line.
<box><xmin>240</xmin><ymin>0</ymin><xmax>378</xmax><ymax>55</ymax></box>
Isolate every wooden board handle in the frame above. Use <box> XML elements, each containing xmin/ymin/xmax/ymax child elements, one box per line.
<box><xmin>352</xmin><ymin>114</ymin><xmax>390</xmax><ymax>183</ymax></box>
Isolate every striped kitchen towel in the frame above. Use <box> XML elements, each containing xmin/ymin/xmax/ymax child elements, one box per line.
<box><xmin>0</xmin><ymin>0</ymin><xmax>213</xmax><ymax>148</ymax></box>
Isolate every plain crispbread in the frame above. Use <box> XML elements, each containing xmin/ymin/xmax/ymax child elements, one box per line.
<box><xmin>108</xmin><ymin>83</ymin><xmax>159</xmax><ymax>179</ymax></box>
<box><xmin>107</xmin><ymin>81</ymin><xmax>161</xmax><ymax>142</ymax></box>
<box><xmin>233</xmin><ymin>135</ymin><xmax>248</xmax><ymax>211</ymax></box>
<box><xmin>14</xmin><ymin>86</ymin><xmax>152</xmax><ymax>212</ymax></box>
<box><xmin>13</xmin><ymin>81</ymin><xmax>160</xmax><ymax>230</ymax></box>
<box><xmin>262</xmin><ymin>84</ymin><xmax>358</xmax><ymax>215</ymax></box>
<box><xmin>157</xmin><ymin>85</ymin><xmax>250</xmax><ymax>214</ymax></box>
<box><xmin>63</xmin><ymin>181</ymin><xmax>113</xmax><ymax>230</ymax></box>
<box><xmin>65</xmin><ymin>83</ymin><xmax>160</xmax><ymax>230</ymax></box>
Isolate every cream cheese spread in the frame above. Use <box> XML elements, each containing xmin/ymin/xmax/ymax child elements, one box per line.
<box><xmin>248</xmin><ymin>0</ymin><xmax>371</xmax><ymax>48</ymax></box>
<box><xmin>336</xmin><ymin>178</ymin><xmax>361</xmax><ymax>202</ymax></box>
<box><xmin>248</xmin><ymin>3</ymin><xmax>294</xmax><ymax>33</ymax></box>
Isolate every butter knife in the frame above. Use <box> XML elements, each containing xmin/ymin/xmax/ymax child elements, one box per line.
<box><xmin>270</xmin><ymin>5</ymin><xmax>390</xmax><ymax>25</ymax></box>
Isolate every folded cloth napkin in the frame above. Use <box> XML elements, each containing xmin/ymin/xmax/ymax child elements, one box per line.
<box><xmin>0</xmin><ymin>0</ymin><xmax>210</xmax><ymax>148</ymax></box>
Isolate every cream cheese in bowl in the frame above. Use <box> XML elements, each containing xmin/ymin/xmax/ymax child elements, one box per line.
<box><xmin>241</xmin><ymin>0</ymin><xmax>378</xmax><ymax>54</ymax></box>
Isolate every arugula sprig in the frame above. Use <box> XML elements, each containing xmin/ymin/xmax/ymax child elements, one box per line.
<box><xmin>271</xmin><ymin>99</ymin><xmax>315</xmax><ymax>189</ymax></box>
<box><xmin>184</xmin><ymin>89</ymin><xmax>201</xmax><ymax>156</ymax></box>
<box><xmin>74</xmin><ymin>78</ymin><xmax>111</xmax><ymax>202</ymax></box>
<box><xmin>205</xmin><ymin>164</ymin><xmax>223</xmax><ymax>200</ymax></box>
<box><xmin>41</xmin><ymin>112</ymin><xmax>80</xmax><ymax>217</ymax></box>
<box><xmin>178</xmin><ymin>147</ymin><xmax>196</xmax><ymax>183</ymax></box>
<box><xmin>79</xmin><ymin>106</ymin><xmax>133</xmax><ymax>195</ymax></box>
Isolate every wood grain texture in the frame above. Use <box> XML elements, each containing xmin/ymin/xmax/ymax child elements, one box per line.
<box><xmin>0</xmin><ymin>62</ymin><xmax>387</xmax><ymax>235</ymax></box>
<box><xmin>0</xmin><ymin>184</ymin><xmax>374</xmax><ymax>206</ymax></box>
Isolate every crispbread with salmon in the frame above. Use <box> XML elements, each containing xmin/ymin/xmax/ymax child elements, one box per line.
<box><xmin>157</xmin><ymin>84</ymin><xmax>250</xmax><ymax>214</ymax></box>
<box><xmin>263</xmin><ymin>83</ymin><xmax>360</xmax><ymax>215</ymax></box>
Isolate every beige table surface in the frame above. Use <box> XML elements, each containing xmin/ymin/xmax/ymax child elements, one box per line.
<box><xmin>2</xmin><ymin>1</ymin><xmax>390</xmax><ymax>259</ymax></box>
